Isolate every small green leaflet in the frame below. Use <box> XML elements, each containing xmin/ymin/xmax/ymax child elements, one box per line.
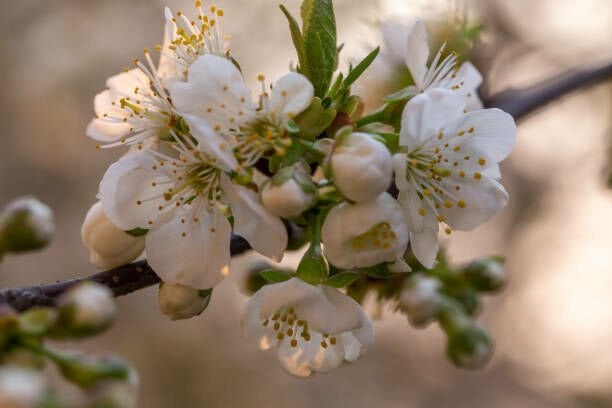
<box><xmin>260</xmin><ymin>269</ymin><xmax>292</xmax><ymax>283</ymax></box>
<box><xmin>324</xmin><ymin>271</ymin><xmax>359</xmax><ymax>288</ymax></box>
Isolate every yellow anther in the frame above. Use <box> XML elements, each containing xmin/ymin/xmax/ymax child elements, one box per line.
<box><xmin>478</xmin><ymin>158</ymin><xmax>486</xmax><ymax>166</ymax></box>
<box><xmin>444</xmin><ymin>200</ymin><xmax>453</xmax><ymax>208</ymax></box>
<box><xmin>474</xmin><ymin>172</ymin><xmax>482</xmax><ymax>180</ymax></box>
<box><xmin>445</xmin><ymin>227</ymin><xmax>452</xmax><ymax>235</ymax></box>
<box><xmin>418</xmin><ymin>207</ymin><xmax>426</xmax><ymax>216</ymax></box>
<box><xmin>457</xmin><ymin>200</ymin><xmax>466</xmax><ymax>208</ymax></box>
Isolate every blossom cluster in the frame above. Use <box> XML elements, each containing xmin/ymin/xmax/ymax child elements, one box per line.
<box><xmin>82</xmin><ymin>2</ymin><xmax>515</xmax><ymax>377</ymax></box>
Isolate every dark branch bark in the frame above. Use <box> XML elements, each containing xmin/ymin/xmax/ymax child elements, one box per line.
<box><xmin>1</xmin><ymin>62</ymin><xmax>611</xmax><ymax>312</ymax></box>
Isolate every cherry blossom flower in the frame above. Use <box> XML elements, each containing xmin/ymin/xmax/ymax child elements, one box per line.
<box><xmin>387</xmin><ymin>20</ymin><xmax>483</xmax><ymax>109</ymax></box>
<box><xmin>321</xmin><ymin>193</ymin><xmax>409</xmax><ymax>269</ymax></box>
<box><xmin>169</xmin><ymin>54</ymin><xmax>314</xmax><ymax>167</ymax></box>
<box><xmin>393</xmin><ymin>88</ymin><xmax>515</xmax><ymax>268</ymax></box>
<box><xmin>98</xmin><ymin>115</ymin><xmax>287</xmax><ymax>289</ymax></box>
<box><xmin>241</xmin><ymin>278</ymin><xmax>374</xmax><ymax>377</ymax></box>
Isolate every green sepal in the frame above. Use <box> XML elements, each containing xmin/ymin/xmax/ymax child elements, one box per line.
<box><xmin>296</xmin><ymin>244</ymin><xmax>328</xmax><ymax>285</ymax></box>
<box><xmin>17</xmin><ymin>307</ymin><xmax>58</xmax><ymax>337</ymax></box>
<box><xmin>361</xmin><ymin>263</ymin><xmax>395</xmax><ymax>279</ymax></box>
<box><xmin>125</xmin><ymin>228</ymin><xmax>148</xmax><ymax>237</ymax></box>
<box><xmin>293</xmin><ymin>97</ymin><xmax>337</xmax><ymax>140</ymax></box>
<box><xmin>260</xmin><ymin>269</ymin><xmax>292</xmax><ymax>283</ymax></box>
<box><xmin>324</xmin><ymin>271</ymin><xmax>359</xmax><ymax>288</ymax></box>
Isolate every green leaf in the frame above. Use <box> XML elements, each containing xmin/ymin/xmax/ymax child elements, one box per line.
<box><xmin>362</xmin><ymin>263</ymin><xmax>394</xmax><ymax>279</ymax></box>
<box><xmin>279</xmin><ymin>5</ymin><xmax>309</xmax><ymax>77</ymax></box>
<box><xmin>260</xmin><ymin>269</ymin><xmax>292</xmax><ymax>283</ymax></box>
<box><xmin>125</xmin><ymin>227</ymin><xmax>148</xmax><ymax>237</ymax></box>
<box><xmin>296</xmin><ymin>245</ymin><xmax>328</xmax><ymax>284</ymax></box>
<box><xmin>267</xmin><ymin>141</ymin><xmax>306</xmax><ymax>173</ymax></box>
<box><xmin>300</xmin><ymin>0</ymin><xmax>337</xmax><ymax>97</ymax></box>
<box><xmin>285</xmin><ymin>119</ymin><xmax>300</xmax><ymax>133</ymax></box>
<box><xmin>324</xmin><ymin>271</ymin><xmax>359</xmax><ymax>288</ymax></box>
<box><xmin>343</xmin><ymin>47</ymin><xmax>379</xmax><ymax>89</ymax></box>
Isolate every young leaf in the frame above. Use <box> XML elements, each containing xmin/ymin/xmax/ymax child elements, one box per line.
<box><xmin>300</xmin><ymin>0</ymin><xmax>337</xmax><ymax>97</ymax></box>
<box><xmin>279</xmin><ymin>5</ymin><xmax>309</xmax><ymax>77</ymax></box>
<box><xmin>324</xmin><ymin>271</ymin><xmax>359</xmax><ymax>288</ymax></box>
<box><xmin>293</xmin><ymin>97</ymin><xmax>337</xmax><ymax>140</ymax></box>
<box><xmin>260</xmin><ymin>269</ymin><xmax>292</xmax><ymax>283</ymax></box>
<box><xmin>343</xmin><ymin>47</ymin><xmax>380</xmax><ymax>88</ymax></box>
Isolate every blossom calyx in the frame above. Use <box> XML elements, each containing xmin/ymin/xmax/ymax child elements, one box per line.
<box><xmin>81</xmin><ymin>202</ymin><xmax>145</xmax><ymax>270</ymax></box>
<box><xmin>261</xmin><ymin>162</ymin><xmax>317</xmax><ymax>218</ymax></box>
<box><xmin>158</xmin><ymin>282</ymin><xmax>213</xmax><ymax>321</ymax></box>
<box><xmin>331</xmin><ymin>132</ymin><xmax>393</xmax><ymax>203</ymax></box>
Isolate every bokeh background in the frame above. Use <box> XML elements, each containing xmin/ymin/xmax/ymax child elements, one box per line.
<box><xmin>1</xmin><ymin>0</ymin><xmax>611</xmax><ymax>406</ymax></box>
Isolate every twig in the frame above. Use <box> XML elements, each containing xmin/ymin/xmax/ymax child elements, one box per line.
<box><xmin>1</xmin><ymin>62</ymin><xmax>611</xmax><ymax>312</ymax></box>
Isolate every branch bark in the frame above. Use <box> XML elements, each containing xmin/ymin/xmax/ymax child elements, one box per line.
<box><xmin>1</xmin><ymin>61</ymin><xmax>611</xmax><ymax>312</ymax></box>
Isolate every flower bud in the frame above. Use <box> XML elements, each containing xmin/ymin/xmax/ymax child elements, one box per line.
<box><xmin>462</xmin><ymin>257</ymin><xmax>506</xmax><ymax>292</ymax></box>
<box><xmin>399</xmin><ymin>275</ymin><xmax>441</xmax><ymax>327</ymax></box>
<box><xmin>81</xmin><ymin>202</ymin><xmax>145</xmax><ymax>270</ymax></box>
<box><xmin>55</xmin><ymin>282</ymin><xmax>116</xmax><ymax>337</ymax></box>
<box><xmin>321</xmin><ymin>193</ymin><xmax>409</xmax><ymax>269</ymax></box>
<box><xmin>0</xmin><ymin>197</ymin><xmax>54</xmax><ymax>254</ymax></box>
<box><xmin>0</xmin><ymin>366</ymin><xmax>46</xmax><ymax>408</ymax></box>
<box><xmin>261</xmin><ymin>163</ymin><xmax>317</xmax><ymax>218</ymax></box>
<box><xmin>158</xmin><ymin>283</ymin><xmax>212</xmax><ymax>321</ymax></box>
<box><xmin>83</xmin><ymin>368</ymin><xmax>139</xmax><ymax>408</ymax></box>
<box><xmin>440</xmin><ymin>307</ymin><xmax>493</xmax><ymax>369</ymax></box>
<box><xmin>331</xmin><ymin>132</ymin><xmax>392</xmax><ymax>202</ymax></box>
<box><xmin>55</xmin><ymin>352</ymin><xmax>130</xmax><ymax>389</ymax></box>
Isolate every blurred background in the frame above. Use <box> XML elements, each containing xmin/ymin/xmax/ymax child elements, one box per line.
<box><xmin>0</xmin><ymin>0</ymin><xmax>611</xmax><ymax>406</ymax></box>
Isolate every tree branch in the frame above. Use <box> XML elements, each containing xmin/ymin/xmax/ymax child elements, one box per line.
<box><xmin>1</xmin><ymin>61</ymin><xmax>611</xmax><ymax>312</ymax></box>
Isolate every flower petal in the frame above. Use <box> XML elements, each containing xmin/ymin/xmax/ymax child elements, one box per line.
<box><xmin>269</xmin><ymin>72</ymin><xmax>314</xmax><ymax>119</ymax></box>
<box><xmin>404</xmin><ymin>20</ymin><xmax>430</xmax><ymax>90</ymax></box>
<box><xmin>277</xmin><ymin>331</ymin><xmax>344</xmax><ymax>377</ymax></box>
<box><xmin>453</xmin><ymin>62</ymin><xmax>483</xmax><ymax>110</ymax></box>
<box><xmin>181</xmin><ymin>113</ymin><xmax>239</xmax><ymax>173</ymax></box>
<box><xmin>220</xmin><ymin>175</ymin><xmax>287</xmax><ymax>262</ymax></box>
<box><xmin>169</xmin><ymin>54</ymin><xmax>254</xmax><ymax>134</ymax></box>
<box><xmin>146</xmin><ymin>206</ymin><xmax>231</xmax><ymax>289</ymax></box>
<box><xmin>400</xmin><ymin>88</ymin><xmax>466</xmax><ymax>150</ymax></box>
<box><xmin>157</xmin><ymin>8</ymin><xmax>182</xmax><ymax>86</ymax></box>
<box><xmin>98</xmin><ymin>152</ymin><xmax>171</xmax><ymax>230</ymax></box>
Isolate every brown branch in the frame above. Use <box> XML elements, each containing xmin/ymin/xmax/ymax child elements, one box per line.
<box><xmin>1</xmin><ymin>61</ymin><xmax>611</xmax><ymax>312</ymax></box>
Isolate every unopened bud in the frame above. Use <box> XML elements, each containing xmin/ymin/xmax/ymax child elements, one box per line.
<box><xmin>0</xmin><ymin>197</ymin><xmax>54</xmax><ymax>254</ymax></box>
<box><xmin>0</xmin><ymin>366</ymin><xmax>46</xmax><ymax>408</ymax></box>
<box><xmin>55</xmin><ymin>282</ymin><xmax>116</xmax><ymax>337</ymax></box>
<box><xmin>158</xmin><ymin>283</ymin><xmax>212</xmax><ymax>321</ymax></box>
<box><xmin>463</xmin><ymin>257</ymin><xmax>506</xmax><ymax>292</ymax></box>
<box><xmin>81</xmin><ymin>202</ymin><xmax>145</xmax><ymax>269</ymax></box>
<box><xmin>261</xmin><ymin>162</ymin><xmax>317</xmax><ymax>218</ymax></box>
<box><xmin>440</xmin><ymin>307</ymin><xmax>493</xmax><ymax>369</ymax></box>
<box><xmin>399</xmin><ymin>275</ymin><xmax>441</xmax><ymax>327</ymax></box>
<box><xmin>331</xmin><ymin>132</ymin><xmax>392</xmax><ymax>202</ymax></box>
<box><xmin>17</xmin><ymin>307</ymin><xmax>58</xmax><ymax>337</ymax></box>
<box><xmin>81</xmin><ymin>367</ymin><xmax>139</xmax><ymax>408</ymax></box>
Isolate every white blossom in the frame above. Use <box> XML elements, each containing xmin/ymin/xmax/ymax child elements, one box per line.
<box><xmin>241</xmin><ymin>278</ymin><xmax>374</xmax><ymax>377</ymax></box>
<box><xmin>0</xmin><ymin>367</ymin><xmax>46</xmax><ymax>408</ymax></box>
<box><xmin>393</xmin><ymin>88</ymin><xmax>515</xmax><ymax>268</ymax></box>
<box><xmin>321</xmin><ymin>193</ymin><xmax>409</xmax><ymax>269</ymax></box>
<box><xmin>81</xmin><ymin>202</ymin><xmax>145</xmax><ymax>270</ymax></box>
<box><xmin>387</xmin><ymin>20</ymin><xmax>483</xmax><ymax>109</ymax></box>
<box><xmin>99</xmin><ymin>114</ymin><xmax>287</xmax><ymax>289</ymax></box>
<box><xmin>86</xmin><ymin>61</ymin><xmax>173</xmax><ymax>147</ymax></box>
<box><xmin>158</xmin><ymin>282</ymin><xmax>211</xmax><ymax>320</ymax></box>
<box><xmin>169</xmin><ymin>54</ymin><xmax>314</xmax><ymax>167</ymax></box>
<box><xmin>331</xmin><ymin>132</ymin><xmax>393</xmax><ymax>203</ymax></box>
<box><xmin>158</xmin><ymin>4</ymin><xmax>230</xmax><ymax>86</ymax></box>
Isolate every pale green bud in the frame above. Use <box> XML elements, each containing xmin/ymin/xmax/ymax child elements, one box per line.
<box><xmin>399</xmin><ymin>275</ymin><xmax>442</xmax><ymax>327</ymax></box>
<box><xmin>55</xmin><ymin>282</ymin><xmax>116</xmax><ymax>337</ymax></box>
<box><xmin>261</xmin><ymin>162</ymin><xmax>317</xmax><ymax>218</ymax></box>
<box><xmin>463</xmin><ymin>257</ymin><xmax>506</xmax><ymax>292</ymax></box>
<box><xmin>55</xmin><ymin>353</ymin><xmax>130</xmax><ymax>389</ymax></box>
<box><xmin>158</xmin><ymin>283</ymin><xmax>212</xmax><ymax>321</ymax></box>
<box><xmin>0</xmin><ymin>197</ymin><xmax>54</xmax><ymax>254</ymax></box>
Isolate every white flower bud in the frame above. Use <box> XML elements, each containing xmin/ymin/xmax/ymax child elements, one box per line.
<box><xmin>331</xmin><ymin>132</ymin><xmax>392</xmax><ymax>202</ymax></box>
<box><xmin>158</xmin><ymin>283</ymin><xmax>212</xmax><ymax>321</ymax></box>
<box><xmin>399</xmin><ymin>275</ymin><xmax>441</xmax><ymax>327</ymax></box>
<box><xmin>261</xmin><ymin>164</ymin><xmax>317</xmax><ymax>218</ymax></box>
<box><xmin>81</xmin><ymin>202</ymin><xmax>145</xmax><ymax>270</ymax></box>
<box><xmin>83</xmin><ymin>368</ymin><xmax>139</xmax><ymax>408</ymax></box>
<box><xmin>57</xmin><ymin>282</ymin><xmax>116</xmax><ymax>336</ymax></box>
<box><xmin>0</xmin><ymin>366</ymin><xmax>46</xmax><ymax>408</ymax></box>
<box><xmin>321</xmin><ymin>193</ymin><xmax>409</xmax><ymax>269</ymax></box>
<box><xmin>0</xmin><ymin>197</ymin><xmax>54</xmax><ymax>253</ymax></box>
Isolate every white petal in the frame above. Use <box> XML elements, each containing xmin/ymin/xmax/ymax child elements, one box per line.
<box><xmin>252</xmin><ymin>278</ymin><xmax>321</xmax><ymax>320</ymax></box>
<box><xmin>98</xmin><ymin>153</ymin><xmax>170</xmax><ymax>230</ymax></box>
<box><xmin>268</xmin><ymin>72</ymin><xmax>314</xmax><ymax>119</ymax></box>
<box><xmin>400</xmin><ymin>88</ymin><xmax>466</xmax><ymax>149</ymax></box>
<box><xmin>169</xmin><ymin>54</ymin><xmax>254</xmax><ymax>134</ymax></box>
<box><xmin>277</xmin><ymin>332</ymin><xmax>344</xmax><ymax>377</ymax></box>
<box><xmin>439</xmin><ymin>177</ymin><xmax>509</xmax><ymax>231</ymax></box>
<box><xmin>453</xmin><ymin>62</ymin><xmax>483</xmax><ymax>110</ymax></box>
<box><xmin>296</xmin><ymin>286</ymin><xmax>362</xmax><ymax>335</ymax></box>
<box><xmin>410</xmin><ymin>227</ymin><xmax>439</xmax><ymax>269</ymax></box>
<box><xmin>146</xmin><ymin>206</ymin><xmax>231</xmax><ymax>289</ymax></box>
<box><xmin>106</xmin><ymin>68</ymin><xmax>149</xmax><ymax>92</ymax></box>
<box><xmin>86</xmin><ymin>118</ymin><xmax>131</xmax><ymax>143</ymax></box>
<box><xmin>404</xmin><ymin>20</ymin><xmax>430</xmax><ymax>90</ymax></box>
<box><xmin>157</xmin><ymin>9</ymin><xmax>181</xmax><ymax>86</ymax></box>
<box><xmin>181</xmin><ymin>113</ymin><xmax>239</xmax><ymax>173</ymax></box>
<box><xmin>220</xmin><ymin>175</ymin><xmax>287</xmax><ymax>262</ymax></box>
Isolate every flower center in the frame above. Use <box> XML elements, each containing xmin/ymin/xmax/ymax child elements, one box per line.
<box><xmin>261</xmin><ymin>307</ymin><xmax>337</xmax><ymax>349</ymax></box>
<box><xmin>351</xmin><ymin>222</ymin><xmax>396</xmax><ymax>251</ymax></box>
<box><xmin>233</xmin><ymin>118</ymin><xmax>292</xmax><ymax>166</ymax></box>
